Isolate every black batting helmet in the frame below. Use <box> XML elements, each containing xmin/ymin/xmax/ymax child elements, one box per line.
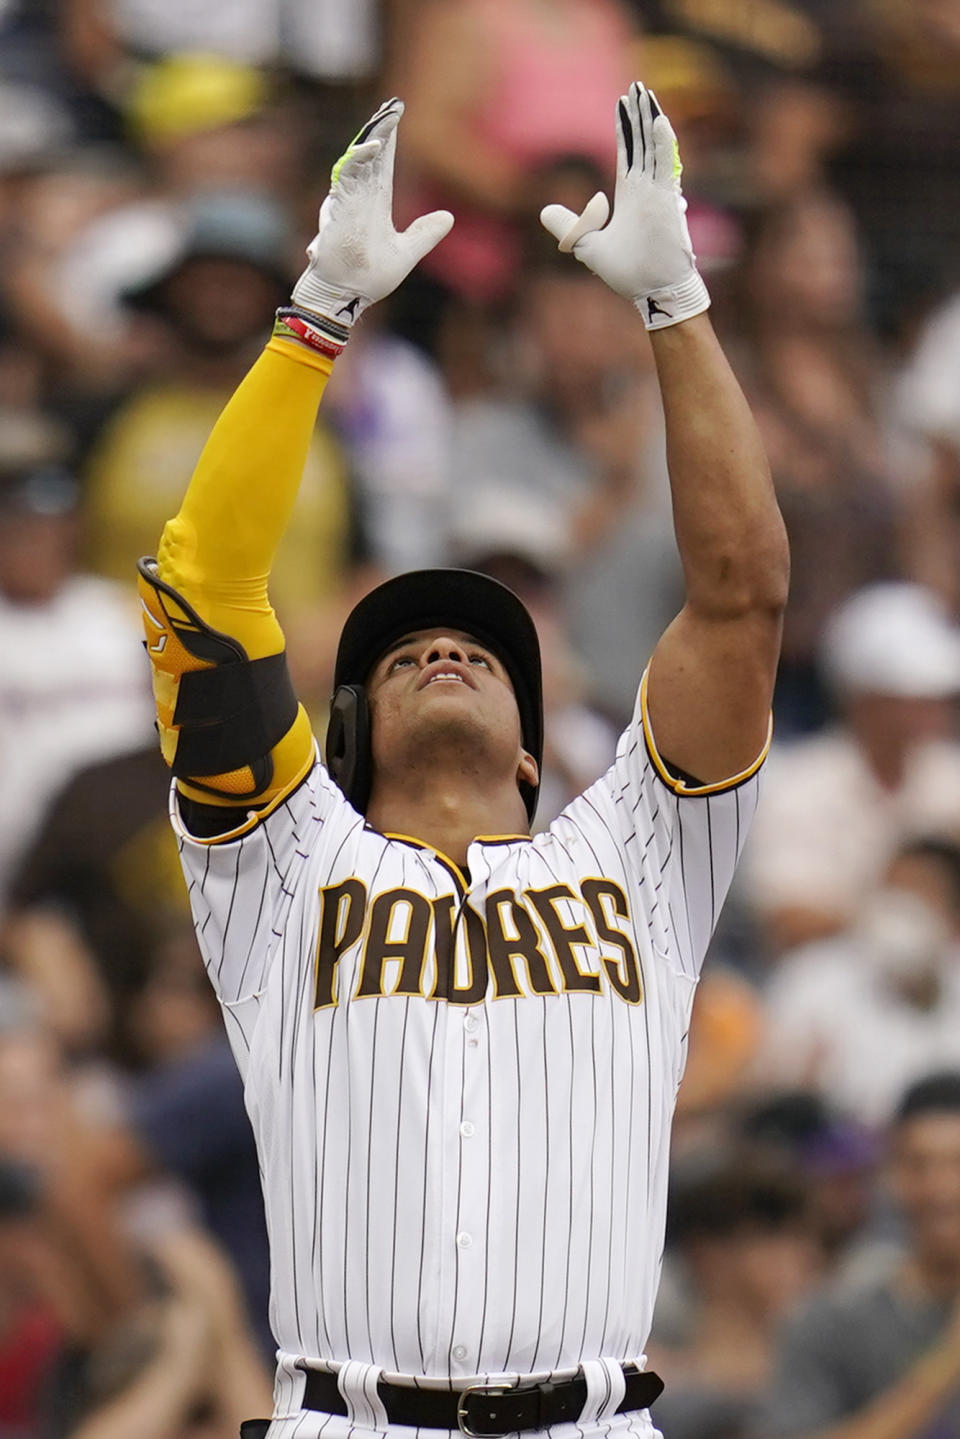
<box><xmin>326</xmin><ymin>569</ymin><xmax>543</xmax><ymax>820</ymax></box>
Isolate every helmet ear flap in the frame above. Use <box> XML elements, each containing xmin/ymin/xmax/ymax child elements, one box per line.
<box><xmin>326</xmin><ymin>684</ymin><xmax>372</xmax><ymax>814</ymax></box>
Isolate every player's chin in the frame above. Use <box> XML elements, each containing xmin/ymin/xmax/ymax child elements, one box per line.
<box><xmin>413</xmin><ymin>684</ymin><xmax>483</xmax><ymax>717</ymax></box>
<box><xmin>410</xmin><ymin>704</ymin><xmax>504</xmax><ymax>757</ymax></box>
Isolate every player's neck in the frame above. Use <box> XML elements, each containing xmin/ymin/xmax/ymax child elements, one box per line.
<box><xmin>366</xmin><ymin>779</ymin><xmax>529</xmax><ymax>866</ymax></box>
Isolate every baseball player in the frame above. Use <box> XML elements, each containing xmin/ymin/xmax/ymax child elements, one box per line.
<box><xmin>138</xmin><ymin>88</ymin><xmax>788</xmax><ymax>1439</ymax></box>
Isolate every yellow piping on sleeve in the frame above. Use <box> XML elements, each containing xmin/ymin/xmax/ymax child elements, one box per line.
<box><xmin>173</xmin><ymin>742</ymin><xmax>319</xmax><ymax>845</ymax></box>
<box><xmin>639</xmin><ymin>667</ymin><xmax>771</xmax><ymax>797</ymax></box>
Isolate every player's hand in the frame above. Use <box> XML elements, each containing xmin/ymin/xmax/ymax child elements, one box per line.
<box><xmin>291</xmin><ymin>98</ymin><xmax>453</xmax><ymax>332</ymax></box>
<box><xmin>540</xmin><ymin>82</ymin><xmax>709</xmax><ymax>331</ymax></box>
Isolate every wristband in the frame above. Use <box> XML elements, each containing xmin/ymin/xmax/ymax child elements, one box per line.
<box><xmin>635</xmin><ymin>272</ymin><xmax>710</xmax><ymax>332</ymax></box>
<box><xmin>272</xmin><ymin>306</ymin><xmax>350</xmax><ymax>360</ymax></box>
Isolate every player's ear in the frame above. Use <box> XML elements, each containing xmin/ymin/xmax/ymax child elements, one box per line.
<box><xmin>518</xmin><ymin>751</ymin><xmax>539</xmax><ymax>788</ymax></box>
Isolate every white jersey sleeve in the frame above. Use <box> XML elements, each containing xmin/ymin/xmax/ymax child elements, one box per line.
<box><xmin>171</xmin><ymin>751</ymin><xmax>359</xmax><ymax>1071</ymax></box>
<box><xmin>573</xmin><ymin>667</ymin><xmax>769</xmax><ymax>983</ymax></box>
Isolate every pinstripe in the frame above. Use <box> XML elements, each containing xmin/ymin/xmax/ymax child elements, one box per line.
<box><xmin>287</xmin><ymin>855</ymin><xmax>314</xmax><ymax>1349</ymax></box>
<box><xmin>215</xmin><ymin>839</ymin><xmax>244</xmax><ymax>980</ymax></box>
<box><xmin>310</xmin><ymin>977</ymin><xmax>325</xmax><ymax>1359</ymax></box>
<box><xmin>235</xmin><ymin>841</ymin><xmax>272</xmax><ymax>997</ymax></box>
<box><xmin>475</xmin><ymin>1003</ymin><xmax>494</xmax><ymax>1364</ymax></box>
<box><xmin>219</xmin><ymin>1000</ymin><xmax>252</xmax><ymax>1056</ymax></box>
<box><xmin>445</xmin><ymin>1014</ymin><xmax>468</xmax><ymax>1373</ymax></box>
<box><xmin>313</xmin><ymin>974</ymin><xmax>338</xmax><ymax>1356</ymax></box>
<box><xmin>599</xmin><ymin>983</ymin><xmax>619</xmax><ymax>1352</ymax></box>
<box><xmin>529</xmin><ymin>994</ymin><xmax>552</xmax><ymax>1373</ymax></box>
<box><xmin>362</xmin><ymin>984</ymin><xmax>384</xmax><ymax>1360</ymax></box>
<box><xmin>289</xmin><ymin>866</ymin><xmax>319</xmax><ymax>1353</ymax></box>
<box><xmin>387</xmin><ymin>993</ymin><xmax>411</xmax><ymax>1370</ymax></box>
<box><xmin>556</xmin><ymin>997</ymin><xmax>578</xmax><ymax>1367</ymax></box>
<box><xmin>501</xmin><ymin>999</ymin><xmax>523</xmax><ymax>1370</ymax></box>
<box><xmin>339</xmin><ymin>989</ymin><xmax>355</xmax><ymax>1359</ymax></box>
<box><xmin>675</xmin><ymin>796</ymin><xmax>693</xmax><ymax>971</ymax></box>
<box><xmin>705</xmin><ymin>797</ymin><xmax>717</xmax><ymax>934</ymax></box>
<box><xmin>414</xmin><ymin>998</ymin><xmax>442</xmax><ymax>1372</ymax></box>
<box><xmin>617</xmin><ymin>968</ymin><xmax>637</xmax><ymax>1356</ymax></box>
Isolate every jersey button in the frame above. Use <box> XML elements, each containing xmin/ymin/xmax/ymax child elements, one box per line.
<box><xmin>453</xmin><ymin>1345</ymin><xmax>468</xmax><ymax>1361</ymax></box>
<box><xmin>459</xmin><ymin>1121</ymin><xmax>475</xmax><ymax>1138</ymax></box>
<box><xmin>463</xmin><ymin>1015</ymin><xmax>479</xmax><ymax>1033</ymax></box>
<box><xmin>456</xmin><ymin>1231</ymin><xmax>472</xmax><ymax>1249</ymax></box>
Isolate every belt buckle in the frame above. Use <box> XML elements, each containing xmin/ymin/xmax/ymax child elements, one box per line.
<box><xmin>456</xmin><ymin>1382</ymin><xmax>513</xmax><ymax>1437</ymax></box>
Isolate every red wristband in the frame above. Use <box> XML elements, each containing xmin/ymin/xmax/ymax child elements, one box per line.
<box><xmin>273</xmin><ymin>307</ymin><xmax>349</xmax><ymax>359</ymax></box>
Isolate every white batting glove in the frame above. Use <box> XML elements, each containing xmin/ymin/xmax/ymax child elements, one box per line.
<box><xmin>540</xmin><ymin>82</ymin><xmax>709</xmax><ymax>331</ymax></box>
<box><xmin>275</xmin><ymin>98</ymin><xmax>454</xmax><ymax>360</ymax></box>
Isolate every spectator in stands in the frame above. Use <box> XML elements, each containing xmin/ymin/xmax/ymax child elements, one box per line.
<box><xmin>0</xmin><ymin>983</ymin><xmax>274</xmax><ymax>1433</ymax></box>
<box><xmin>757</xmin><ymin>1071</ymin><xmax>960</xmax><ymax>1438</ymax></box>
<box><xmin>0</xmin><ymin>995</ymin><xmax>144</xmax><ymax>1311</ymax></box>
<box><xmin>321</xmin><ymin>313</ymin><xmax>454</xmax><ymax>574</ymax></box>
<box><xmin>0</xmin><ymin>136</ymin><xmax>157</xmax><ymax>410</ymax></box>
<box><xmin>99</xmin><ymin>968</ymin><xmax>274</xmax><ymax>1358</ymax></box>
<box><xmin>822</xmin><ymin>0</ymin><xmax>960</xmax><ymax>337</ymax></box>
<box><xmin>733</xmin><ymin>189</ymin><xmax>901</xmax><ymax>733</ymax></box>
<box><xmin>622</xmin><ymin>0</ymin><xmax>848</xmax><ymax>206</ymax></box>
<box><xmin>896</xmin><ymin>285</ymin><xmax>960</xmax><ymax>619</ymax></box>
<box><xmin>0</xmin><ymin>981</ymin><xmax>84</xmax><ymax>1438</ymax></box>
<box><xmin>742</xmin><ymin>583</ymin><xmax>960</xmax><ymax>955</ymax></box>
<box><xmin>40</xmin><ymin>1221</ymin><xmax>272</xmax><ymax>1439</ymax></box>
<box><xmin>2</xmin><ymin>57</ymin><xmax>310</xmax><ymax>416</ymax></box>
<box><xmin>389</xmin><ymin>0</ymin><xmax>636</xmax><ymax>351</ymax></box>
<box><xmin>59</xmin><ymin>1226</ymin><xmax>272</xmax><ymax>1439</ymax></box>
<box><xmin>737</xmin><ymin>1094</ymin><xmax>880</xmax><ymax>1255</ymax></box>
<box><xmin>0</xmin><ymin>987</ymin><xmax>144</xmax><ymax>1439</ymax></box>
<box><xmin>650</xmin><ymin>1147</ymin><xmax>819</xmax><ymax>1439</ymax></box>
<box><xmin>3</xmin><ymin>742</ymin><xmax>192</xmax><ymax>1054</ymax></box>
<box><xmin>0</xmin><ymin>429</ymin><xmax>154</xmax><ymax>903</ymax></box>
<box><xmin>674</xmin><ymin>964</ymin><xmax>765</xmax><ymax>1131</ymax></box>
<box><xmin>758</xmin><ymin>838</ymin><xmax>960</xmax><ymax>1126</ymax></box>
<box><xmin>0</xmin><ymin>1155</ymin><xmax>62</xmax><ymax>1438</ymax></box>
<box><xmin>81</xmin><ymin>188</ymin><xmax>354</xmax><ymax>630</ymax></box>
<box><xmin>3</xmin><ymin>736</ymin><xmax>274</xmax><ymax>1354</ymax></box>
<box><xmin>61</xmin><ymin>0</ymin><xmax>380</xmax><ymax>89</ymax></box>
<box><xmin>120</xmin><ymin>54</ymin><xmax>305</xmax><ymax>199</ymax></box>
<box><xmin>3</xmin><ymin>745</ymin><xmax>274</xmax><ymax>1353</ymax></box>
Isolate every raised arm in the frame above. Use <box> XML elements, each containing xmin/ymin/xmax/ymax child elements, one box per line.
<box><xmin>542</xmin><ymin>83</ymin><xmax>788</xmax><ymax>785</ymax></box>
<box><xmin>138</xmin><ymin>100</ymin><xmax>453</xmax><ymax>824</ymax></box>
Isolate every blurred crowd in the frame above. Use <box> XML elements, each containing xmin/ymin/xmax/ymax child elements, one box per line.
<box><xmin>2</xmin><ymin>1</ymin><xmax>960</xmax><ymax>1437</ymax></box>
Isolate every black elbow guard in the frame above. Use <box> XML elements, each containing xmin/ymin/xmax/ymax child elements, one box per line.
<box><xmin>137</xmin><ymin>557</ymin><xmax>298</xmax><ymax>800</ymax></box>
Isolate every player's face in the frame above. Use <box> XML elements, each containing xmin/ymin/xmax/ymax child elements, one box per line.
<box><xmin>890</xmin><ymin>1113</ymin><xmax>960</xmax><ymax>1263</ymax></box>
<box><xmin>366</xmin><ymin>628</ymin><xmax>537</xmax><ymax>792</ymax></box>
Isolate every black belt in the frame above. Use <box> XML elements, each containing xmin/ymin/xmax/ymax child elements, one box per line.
<box><xmin>297</xmin><ymin>1364</ymin><xmax>664</xmax><ymax>1435</ymax></box>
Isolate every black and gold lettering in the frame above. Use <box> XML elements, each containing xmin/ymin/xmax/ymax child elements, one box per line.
<box><xmin>432</xmin><ymin>895</ymin><xmax>488</xmax><ymax>1005</ymax></box>
<box><xmin>356</xmin><ymin>888</ymin><xmax>432</xmax><ymax>998</ymax></box>
<box><xmin>485</xmin><ymin>889</ymin><xmax>556</xmax><ymax>998</ymax></box>
<box><xmin>315</xmin><ymin>876</ymin><xmax>641</xmax><ymax>1011</ymax></box>
<box><xmin>314</xmin><ymin>878</ymin><xmax>366</xmax><ymax>1008</ymax></box>
<box><xmin>581</xmin><ymin>878</ymin><xmax>641</xmax><ymax>1004</ymax></box>
<box><xmin>527</xmin><ymin>884</ymin><xmax>601</xmax><ymax>994</ymax></box>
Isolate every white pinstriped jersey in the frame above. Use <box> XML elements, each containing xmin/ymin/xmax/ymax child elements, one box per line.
<box><xmin>174</xmin><ymin>674</ymin><xmax>764</xmax><ymax>1439</ymax></box>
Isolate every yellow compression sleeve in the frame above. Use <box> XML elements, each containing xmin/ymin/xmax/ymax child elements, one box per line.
<box><xmin>147</xmin><ymin>337</ymin><xmax>334</xmax><ymax>810</ymax></box>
